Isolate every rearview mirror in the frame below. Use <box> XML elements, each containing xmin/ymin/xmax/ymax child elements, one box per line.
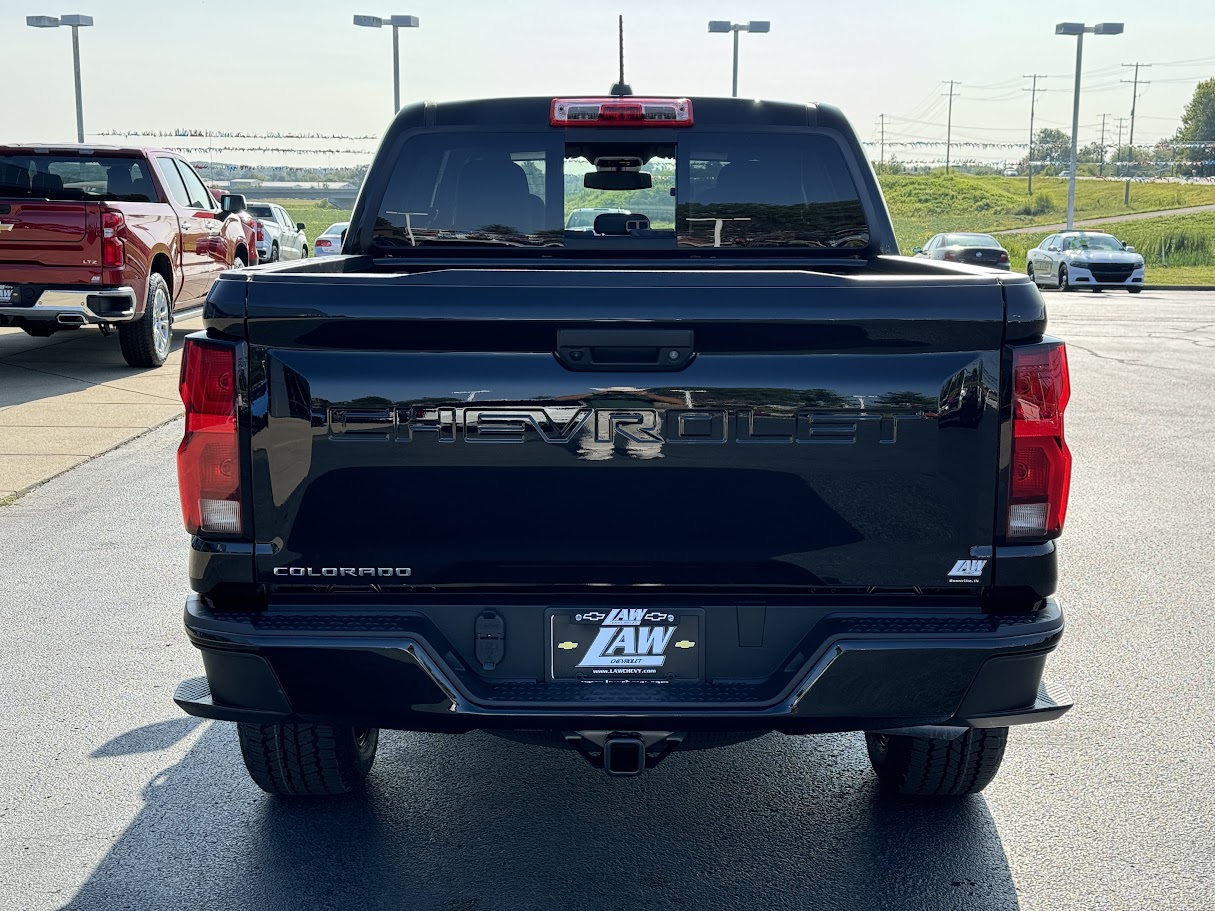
<box><xmin>296</xmin><ymin>222</ymin><xmax>306</xmax><ymax>231</ymax></box>
<box><xmin>584</xmin><ymin>171</ymin><xmax>652</xmax><ymax>191</ymax></box>
<box><xmin>220</xmin><ymin>193</ymin><xmax>247</xmax><ymax>214</ymax></box>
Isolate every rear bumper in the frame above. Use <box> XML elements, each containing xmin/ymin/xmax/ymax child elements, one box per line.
<box><xmin>177</xmin><ymin>595</ymin><xmax>1071</xmax><ymax>734</ymax></box>
<box><xmin>0</xmin><ymin>286</ymin><xmax>138</xmax><ymax>325</ymax></box>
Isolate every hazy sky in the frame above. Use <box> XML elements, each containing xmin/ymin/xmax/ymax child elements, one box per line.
<box><xmin>5</xmin><ymin>0</ymin><xmax>1214</xmax><ymax>166</ymax></box>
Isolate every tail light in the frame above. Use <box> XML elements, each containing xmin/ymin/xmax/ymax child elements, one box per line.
<box><xmin>1007</xmin><ymin>342</ymin><xmax>1072</xmax><ymax>539</ymax></box>
<box><xmin>315</xmin><ymin>238</ymin><xmax>332</xmax><ymax>247</ymax></box>
<box><xmin>998</xmin><ymin>252</ymin><xmax>1010</xmax><ymax>263</ymax></box>
<box><xmin>101</xmin><ymin>208</ymin><xmax>125</xmax><ymax>268</ymax></box>
<box><xmin>942</xmin><ymin>250</ymin><xmax>957</xmax><ymax>261</ymax></box>
<box><xmin>177</xmin><ymin>338</ymin><xmax>242</xmax><ymax>535</ymax></box>
<box><xmin>255</xmin><ymin>220</ymin><xmax>265</xmax><ymax>242</ymax></box>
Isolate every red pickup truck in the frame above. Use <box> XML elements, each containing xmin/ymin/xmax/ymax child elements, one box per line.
<box><xmin>0</xmin><ymin>145</ymin><xmax>251</xmax><ymax>367</ymax></box>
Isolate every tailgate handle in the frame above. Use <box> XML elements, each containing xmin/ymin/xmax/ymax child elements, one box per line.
<box><xmin>556</xmin><ymin>329</ymin><xmax>694</xmax><ymax>371</ymax></box>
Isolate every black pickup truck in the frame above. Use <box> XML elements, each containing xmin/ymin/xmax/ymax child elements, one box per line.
<box><xmin>173</xmin><ymin>95</ymin><xmax>1073</xmax><ymax>798</ymax></box>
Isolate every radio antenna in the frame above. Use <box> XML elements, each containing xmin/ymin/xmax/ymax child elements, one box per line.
<box><xmin>610</xmin><ymin>14</ymin><xmax>633</xmax><ymax>95</ymax></box>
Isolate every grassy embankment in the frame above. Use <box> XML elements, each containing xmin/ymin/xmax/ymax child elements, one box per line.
<box><xmin>880</xmin><ymin>173</ymin><xmax>1215</xmax><ymax>283</ymax></box>
<box><xmin>264</xmin><ymin>174</ymin><xmax>1215</xmax><ymax>283</ymax></box>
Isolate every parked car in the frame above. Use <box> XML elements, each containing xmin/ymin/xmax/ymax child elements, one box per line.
<box><xmin>246</xmin><ymin>202</ymin><xmax>309</xmax><ymax>262</ymax></box>
<box><xmin>1026</xmin><ymin>230</ymin><xmax>1145</xmax><ymax>293</ymax></box>
<box><xmin>1003</xmin><ymin>168</ymin><xmax>1018</xmax><ymax>177</ymax></box>
<box><xmin>174</xmin><ymin>95</ymin><xmax>1073</xmax><ymax>799</ymax></box>
<box><xmin>913</xmin><ymin>232</ymin><xmax>1010</xmax><ymax>269</ymax></box>
<box><xmin>210</xmin><ymin>187</ymin><xmax>258</xmax><ymax>267</ymax></box>
<box><xmin>0</xmin><ymin>144</ymin><xmax>250</xmax><ymax>366</ymax></box>
<box><xmin>313</xmin><ymin>221</ymin><xmax>349</xmax><ymax>256</ymax></box>
<box><xmin>565</xmin><ymin>206</ymin><xmax>628</xmax><ymax>232</ymax></box>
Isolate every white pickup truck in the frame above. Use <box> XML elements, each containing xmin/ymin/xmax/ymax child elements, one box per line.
<box><xmin>246</xmin><ymin>202</ymin><xmax>309</xmax><ymax>262</ymax></box>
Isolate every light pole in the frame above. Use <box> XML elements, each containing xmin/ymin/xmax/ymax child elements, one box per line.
<box><xmin>1055</xmin><ymin>21</ymin><xmax>1123</xmax><ymax>229</ymax></box>
<box><xmin>26</xmin><ymin>14</ymin><xmax>94</xmax><ymax>143</ymax></box>
<box><xmin>707</xmin><ymin>20</ymin><xmax>770</xmax><ymax>98</ymax></box>
<box><xmin>353</xmin><ymin>14</ymin><xmax>420</xmax><ymax>114</ymax></box>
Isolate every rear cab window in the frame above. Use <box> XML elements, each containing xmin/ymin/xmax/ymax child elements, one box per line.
<box><xmin>368</xmin><ymin>104</ymin><xmax>870</xmax><ymax>256</ymax></box>
<box><xmin>1</xmin><ymin>153</ymin><xmax>159</xmax><ymax>203</ymax></box>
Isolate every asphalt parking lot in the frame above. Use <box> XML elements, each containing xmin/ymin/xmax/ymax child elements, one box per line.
<box><xmin>0</xmin><ymin>290</ymin><xmax>1213</xmax><ymax>911</ymax></box>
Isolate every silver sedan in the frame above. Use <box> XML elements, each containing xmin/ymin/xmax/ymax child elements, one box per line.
<box><xmin>1026</xmin><ymin>231</ymin><xmax>1145</xmax><ymax>293</ymax></box>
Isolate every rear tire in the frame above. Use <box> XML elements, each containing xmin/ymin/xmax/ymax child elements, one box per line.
<box><xmin>1128</xmin><ymin>287</ymin><xmax>1142</xmax><ymax>294</ymax></box>
<box><xmin>1025</xmin><ymin>263</ymin><xmax>1035</xmax><ymax>285</ymax></box>
<box><xmin>21</xmin><ymin>324</ymin><xmax>60</xmax><ymax>337</ymax></box>
<box><xmin>269</xmin><ymin>243</ymin><xmax>279</xmax><ymax>263</ymax></box>
<box><xmin>237</xmin><ymin>722</ymin><xmax>379</xmax><ymax>796</ymax></box>
<box><xmin>118</xmin><ymin>273</ymin><xmax>172</xmax><ymax>368</ymax></box>
<box><xmin>865</xmin><ymin>727</ymin><xmax>1008</xmax><ymax>797</ymax></box>
<box><xmin>301</xmin><ymin>244</ymin><xmax>308</xmax><ymax>258</ymax></box>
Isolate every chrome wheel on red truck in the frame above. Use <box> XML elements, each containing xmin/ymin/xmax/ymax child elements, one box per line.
<box><xmin>119</xmin><ymin>273</ymin><xmax>172</xmax><ymax>368</ymax></box>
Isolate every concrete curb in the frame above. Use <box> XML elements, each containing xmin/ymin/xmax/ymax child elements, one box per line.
<box><xmin>1141</xmin><ymin>285</ymin><xmax>1215</xmax><ymax>291</ymax></box>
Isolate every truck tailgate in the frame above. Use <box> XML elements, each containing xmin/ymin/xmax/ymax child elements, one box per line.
<box><xmin>243</xmin><ymin>269</ymin><xmax>1006</xmax><ymax>595</ymax></box>
<box><xmin>0</xmin><ymin>201</ymin><xmax>98</xmax><ymax>267</ymax></box>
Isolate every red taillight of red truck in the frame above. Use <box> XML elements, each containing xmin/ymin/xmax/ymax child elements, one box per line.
<box><xmin>1007</xmin><ymin>342</ymin><xmax>1072</xmax><ymax>539</ymax></box>
<box><xmin>177</xmin><ymin>338</ymin><xmax>242</xmax><ymax>535</ymax></box>
<box><xmin>100</xmin><ymin>208</ymin><xmax>125</xmax><ymax>268</ymax></box>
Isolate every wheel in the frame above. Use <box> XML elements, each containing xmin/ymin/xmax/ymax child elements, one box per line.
<box><xmin>21</xmin><ymin>324</ymin><xmax>60</xmax><ymax>337</ymax></box>
<box><xmin>1058</xmin><ymin>264</ymin><xmax>1073</xmax><ymax>291</ymax></box>
<box><xmin>1091</xmin><ymin>287</ymin><xmax>1104</xmax><ymax>293</ymax></box>
<box><xmin>1025</xmin><ymin>263</ymin><xmax>1035</xmax><ymax>285</ymax></box>
<box><xmin>1128</xmin><ymin>287</ymin><xmax>1142</xmax><ymax>294</ymax></box>
<box><xmin>301</xmin><ymin>245</ymin><xmax>308</xmax><ymax>258</ymax></box>
<box><xmin>118</xmin><ymin>273</ymin><xmax>172</xmax><ymax>368</ymax></box>
<box><xmin>865</xmin><ymin>728</ymin><xmax>1008</xmax><ymax>797</ymax></box>
<box><xmin>269</xmin><ymin>243</ymin><xmax>279</xmax><ymax>263</ymax></box>
<box><xmin>233</xmin><ymin>251</ymin><xmax>248</xmax><ymax>269</ymax></box>
<box><xmin>237</xmin><ymin>722</ymin><xmax>379</xmax><ymax>796</ymax></box>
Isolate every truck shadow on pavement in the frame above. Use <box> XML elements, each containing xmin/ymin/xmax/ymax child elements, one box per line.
<box><xmin>0</xmin><ymin>325</ymin><xmax>194</xmax><ymax>412</ymax></box>
<box><xmin>59</xmin><ymin>725</ymin><xmax>1019</xmax><ymax>911</ymax></box>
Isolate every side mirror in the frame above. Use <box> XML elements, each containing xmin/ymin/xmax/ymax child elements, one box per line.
<box><xmin>220</xmin><ymin>193</ymin><xmax>247</xmax><ymax>214</ymax></box>
<box><xmin>912</xmin><ymin>246</ymin><xmax>923</xmax><ymax>254</ymax></box>
<box><xmin>296</xmin><ymin>222</ymin><xmax>306</xmax><ymax>232</ymax></box>
<box><xmin>1047</xmin><ymin>244</ymin><xmax>1059</xmax><ymax>252</ymax></box>
<box><xmin>1124</xmin><ymin>244</ymin><xmax>1135</xmax><ymax>252</ymax></box>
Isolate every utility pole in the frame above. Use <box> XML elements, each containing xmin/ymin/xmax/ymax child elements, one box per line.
<box><xmin>879</xmin><ymin>113</ymin><xmax>885</xmax><ymax>174</ymax></box>
<box><xmin>1098</xmin><ymin>113</ymin><xmax>1108</xmax><ymax>176</ymax></box>
<box><xmin>943</xmin><ymin>80</ymin><xmax>959</xmax><ymax>174</ymax></box>
<box><xmin>1113</xmin><ymin>116</ymin><xmax>1128</xmax><ymax>182</ymax></box>
<box><xmin>1024</xmin><ymin>74</ymin><xmax>1047</xmax><ymax>194</ymax></box>
<box><xmin>1121</xmin><ymin>63</ymin><xmax>1151</xmax><ymax>204</ymax></box>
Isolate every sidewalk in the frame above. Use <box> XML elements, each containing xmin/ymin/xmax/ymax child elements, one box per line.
<box><xmin>0</xmin><ymin>316</ymin><xmax>201</xmax><ymax>500</ymax></box>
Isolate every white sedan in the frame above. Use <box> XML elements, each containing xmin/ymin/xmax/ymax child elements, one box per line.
<box><xmin>313</xmin><ymin>222</ymin><xmax>349</xmax><ymax>257</ymax></box>
<box><xmin>1025</xmin><ymin>231</ymin><xmax>1145</xmax><ymax>294</ymax></box>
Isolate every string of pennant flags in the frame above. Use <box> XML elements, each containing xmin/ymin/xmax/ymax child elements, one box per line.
<box><xmin>92</xmin><ymin>129</ymin><xmax>380</xmax><ymax>140</ymax></box>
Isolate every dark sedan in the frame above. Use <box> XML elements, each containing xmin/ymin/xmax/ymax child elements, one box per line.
<box><xmin>913</xmin><ymin>232</ymin><xmax>1010</xmax><ymax>269</ymax></box>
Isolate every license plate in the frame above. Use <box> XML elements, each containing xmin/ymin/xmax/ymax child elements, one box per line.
<box><xmin>549</xmin><ymin>608</ymin><xmax>702</xmax><ymax>681</ymax></box>
<box><xmin>0</xmin><ymin>285</ymin><xmax>13</xmax><ymax>303</ymax></box>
